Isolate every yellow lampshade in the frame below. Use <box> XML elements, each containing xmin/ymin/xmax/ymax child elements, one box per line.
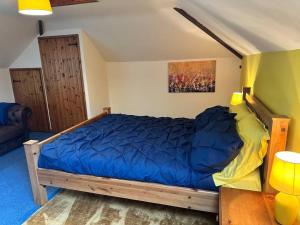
<box><xmin>270</xmin><ymin>151</ymin><xmax>300</xmax><ymax>196</ymax></box>
<box><xmin>18</xmin><ymin>0</ymin><xmax>52</xmax><ymax>16</ymax></box>
<box><xmin>230</xmin><ymin>92</ymin><xmax>243</xmax><ymax>106</ymax></box>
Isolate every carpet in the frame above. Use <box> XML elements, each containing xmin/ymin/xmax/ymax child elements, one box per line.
<box><xmin>24</xmin><ymin>190</ymin><xmax>217</xmax><ymax>225</ymax></box>
<box><xmin>0</xmin><ymin>133</ymin><xmax>59</xmax><ymax>225</ymax></box>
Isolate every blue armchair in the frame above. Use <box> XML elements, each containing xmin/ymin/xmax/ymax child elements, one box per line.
<box><xmin>0</xmin><ymin>105</ymin><xmax>32</xmax><ymax>155</ymax></box>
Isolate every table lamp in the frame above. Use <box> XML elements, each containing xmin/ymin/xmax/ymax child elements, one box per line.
<box><xmin>230</xmin><ymin>92</ymin><xmax>243</xmax><ymax>106</ymax></box>
<box><xmin>270</xmin><ymin>151</ymin><xmax>300</xmax><ymax>225</ymax></box>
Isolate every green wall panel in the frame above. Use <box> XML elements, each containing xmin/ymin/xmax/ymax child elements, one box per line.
<box><xmin>241</xmin><ymin>50</ymin><xmax>300</xmax><ymax>151</ymax></box>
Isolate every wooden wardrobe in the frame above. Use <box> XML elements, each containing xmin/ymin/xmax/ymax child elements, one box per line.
<box><xmin>10</xmin><ymin>34</ymin><xmax>87</xmax><ymax>132</ymax></box>
<box><xmin>39</xmin><ymin>35</ymin><xmax>87</xmax><ymax>132</ymax></box>
<box><xmin>10</xmin><ymin>68</ymin><xmax>50</xmax><ymax>132</ymax></box>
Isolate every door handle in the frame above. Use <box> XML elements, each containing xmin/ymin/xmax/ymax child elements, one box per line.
<box><xmin>68</xmin><ymin>43</ymin><xmax>78</xmax><ymax>47</ymax></box>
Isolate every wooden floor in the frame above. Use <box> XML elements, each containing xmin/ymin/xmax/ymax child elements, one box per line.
<box><xmin>23</xmin><ymin>190</ymin><xmax>218</xmax><ymax>225</ymax></box>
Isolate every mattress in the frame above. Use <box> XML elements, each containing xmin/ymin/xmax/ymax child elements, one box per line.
<box><xmin>39</xmin><ymin>114</ymin><xmax>217</xmax><ymax>191</ymax></box>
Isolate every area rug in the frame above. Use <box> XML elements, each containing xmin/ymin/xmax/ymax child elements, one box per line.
<box><xmin>23</xmin><ymin>190</ymin><xmax>217</xmax><ymax>225</ymax></box>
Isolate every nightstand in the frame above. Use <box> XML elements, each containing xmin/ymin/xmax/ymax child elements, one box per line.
<box><xmin>219</xmin><ymin>187</ymin><xmax>300</xmax><ymax>225</ymax></box>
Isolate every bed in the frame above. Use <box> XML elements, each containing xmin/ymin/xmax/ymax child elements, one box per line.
<box><xmin>24</xmin><ymin>88</ymin><xmax>290</xmax><ymax>213</ymax></box>
<box><xmin>38</xmin><ymin>114</ymin><xmax>217</xmax><ymax>191</ymax></box>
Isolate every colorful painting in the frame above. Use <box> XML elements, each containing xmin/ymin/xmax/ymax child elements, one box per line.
<box><xmin>168</xmin><ymin>60</ymin><xmax>216</xmax><ymax>93</ymax></box>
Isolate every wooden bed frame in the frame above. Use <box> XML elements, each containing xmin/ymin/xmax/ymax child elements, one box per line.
<box><xmin>24</xmin><ymin>89</ymin><xmax>290</xmax><ymax>213</ymax></box>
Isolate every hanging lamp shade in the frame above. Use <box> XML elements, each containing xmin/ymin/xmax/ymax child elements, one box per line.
<box><xmin>18</xmin><ymin>0</ymin><xmax>53</xmax><ymax>16</ymax></box>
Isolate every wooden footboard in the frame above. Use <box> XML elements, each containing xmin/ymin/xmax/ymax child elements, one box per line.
<box><xmin>37</xmin><ymin>169</ymin><xmax>219</xmax><ymax>212</ymax></box>
<box><xmin>23</xmin><ymin>108</ymin><xmax>111</xmax><ymax>205</ymax></box>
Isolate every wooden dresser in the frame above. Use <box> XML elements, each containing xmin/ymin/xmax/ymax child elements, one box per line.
<box><xmin>219</xmin><ymin>187</ymin><xmax>300</xmax><ymax>225</ymax></box>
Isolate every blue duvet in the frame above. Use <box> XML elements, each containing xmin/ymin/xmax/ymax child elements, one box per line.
<box><xmin>39</xmin><ymin>114</ymin><xmax>217</xmax><ymax>190</ymax></box>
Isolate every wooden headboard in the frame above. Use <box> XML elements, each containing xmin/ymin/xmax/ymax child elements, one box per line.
<box><xmin>242</xmin><ymin>87</ymin><xmax>290</xmax><ymax>193</ymax></box>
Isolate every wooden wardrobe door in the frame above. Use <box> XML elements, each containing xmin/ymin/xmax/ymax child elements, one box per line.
<box><xmin>10</xmin><ymin>68</ymin><xmax>50</xmax><ymax>132</ymax></box>
<box><xmin>38</xmin><ymin>35</ymin><xmax>87</xmax><ymax>132</ymax></box>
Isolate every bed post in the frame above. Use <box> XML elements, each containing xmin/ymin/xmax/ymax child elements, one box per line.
<box><xmin>103</xmin><ymin>107</ymin><xmax>111</xmax><ymax>114</ymax></box>
<box><xmin>243</xmin><ymin>87</ymin><xmax>251</xmax><ymax>100</ymax></box>
<box><xmin>24</xmin><ymin>140</ymin><xmax>47</xmax><ymax>205</ymax></box>
<box><xmin>263</xmin><ymin>117</ymin><xmax>290</xmax><ymax>193</ymax></box>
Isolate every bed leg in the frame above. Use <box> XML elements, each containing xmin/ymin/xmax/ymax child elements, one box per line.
<box><xmin>103</xmin><ymin>107</ymin><xmax>111</xmax><ymax>114</ymax></box>
<box><xmin>24</xmin><ymin>140</ymin><xmax>47</xmax><ymax>205</ymax></box>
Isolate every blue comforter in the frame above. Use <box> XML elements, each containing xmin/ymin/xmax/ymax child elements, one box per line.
<box><xmin>39</xmin><ymin>114</ymin><xmax>217</xmax><ymax>190</ymax></box>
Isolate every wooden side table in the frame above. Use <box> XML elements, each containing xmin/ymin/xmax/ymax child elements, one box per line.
<box><xmin>219</xmin><ymin>187</ymin><xmax>300</xmax><ymax>225</ymax></box>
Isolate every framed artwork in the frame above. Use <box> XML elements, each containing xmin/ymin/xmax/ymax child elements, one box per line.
<box><xmin>168</xmin><ymin>60</ymin><xmax>216</xmax><ymax>93</ymax></box>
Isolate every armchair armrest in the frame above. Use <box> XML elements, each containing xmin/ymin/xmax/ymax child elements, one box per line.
<box><xmin>7</xmin><ymin>105</ymin><xmax>32</xmax><ymax>128</ymax></box>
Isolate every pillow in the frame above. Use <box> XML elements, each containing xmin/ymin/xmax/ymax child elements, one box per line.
<box><xmin>190</xmin><ymin>119</ymin><xmax>244</xmax><ymax>173</ymax></box>
<box><xmin>212</xmin><ymin>113</ymin><xmax>270</xmax><ymax>186</ymax></box>
<box><xmin>222</xmin><ymin>169</ymin><xmax>262</xmax><ymax>192</ymax></box>
<box><xmin>202</xmin><ymin>117</ymin><xmax>237</xmax><ymax>133</ymax></box>
<box><xmin>0</xmin><ymin>103</ymin><xmax>16</xmax><ymax>125</ymax></box>
<box><xmin>195</xmin><ymin>106</ymin><xmax>229</xmax><ymax>122</ymax></box>
<box><xmin>229</xmin><ymin>102</ymin><xmax>252</xmax><ymax>121</ymax></box>
<box><xmin>194</xmin><ymin>106</ymin><xmax>232</xmax><ymax>130</ymax></box>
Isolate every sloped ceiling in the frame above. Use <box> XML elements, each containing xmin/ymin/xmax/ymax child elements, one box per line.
<box><xmin>1</xmin><ymin>0</ymin><xmax>300</xmax><ymax>67</ymax></box>
<box><xmin>43</xmin><ymin>0</ymin><xmax>234</xmax><ymax>61</ymax></box>
<box><xmin>180</xmin><ymin>0</ymin><xmax>300</xmax><ymax>55</ymax></box>
<box><xmin>0</xmin><ymin>1</ymin><xmax>36</xmax><ymax>68</ymax></box>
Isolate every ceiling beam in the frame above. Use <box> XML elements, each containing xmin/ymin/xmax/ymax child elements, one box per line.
<box><xmin>174</xmin><ymin>7</ymin><xmax>243</xmax><ymax>59</ymax></box>
<box><xmin>50</xmin><ymin>0</ymin><xmax>98</xmax><ymax>7</ymax></box>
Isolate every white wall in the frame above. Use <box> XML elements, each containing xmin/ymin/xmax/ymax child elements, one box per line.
<box><xmin>11</xmin><ymin>29</ymin><xmax>84</xmax><ymax>69</ymax></box>
<box><xmin>0</xmin><ymin>69</ymin><xmax>14</xmax><ymax>102</ymax></box>
<box><xmin>107</xmin><ymin>58</ymin><xmax>241</xmax><ymax>118</ymax></box>
<box><xmin>80</xmin><ymin>32</ymin><xmax>109</xmax><ymax>117</ymax></box>
<box><xmin>10</xmin><ymin>29</ymin><xmax>109</xmax><ymax>118</ymax></box>
<box><xmin>10</xmin><ymin>38</ymin><xmax>41</xmax><ymax>68</ymax></box>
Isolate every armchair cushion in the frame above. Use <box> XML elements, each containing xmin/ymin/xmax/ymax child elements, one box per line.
<box><xmin>7</xmin><ymin>105</ymin><xmax>32</xmax><ymax>128</ymax></box>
